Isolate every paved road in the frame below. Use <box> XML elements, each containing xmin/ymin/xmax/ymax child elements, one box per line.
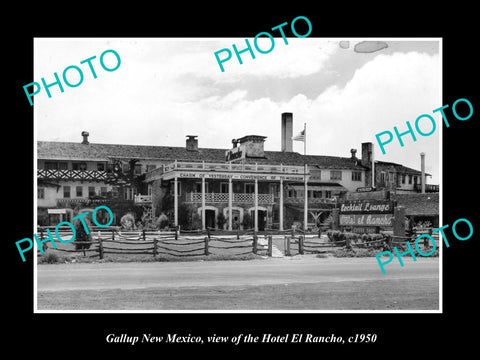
<box><xmin>37</xmin><ymin>256</ymin><xmax>439</xmax><ymax>292</ymax></box>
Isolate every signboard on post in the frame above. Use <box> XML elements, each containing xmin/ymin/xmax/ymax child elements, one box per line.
<box><xmin>339</xmin><ymin>200</ymin><xmax>394</xmax><ymax>228</ymax></box>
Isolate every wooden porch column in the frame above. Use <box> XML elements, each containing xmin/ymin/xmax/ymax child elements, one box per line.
<box><xmin>279</xmin><ymin>178</ymin><xmax>284</xmax><ymax>231</ymax></box>
<box><xmin>228</xmin><ymin>177</ymin><xmax>233</xmax><ymax>231</ymax></box>
<box><xmin>254</xmin><ymin>179</ymin><xmax>258</xmax><ymax>232</ymax></box>
<box><xmin>202</xmin><ymin>177</ymin><xmax>206</xmax><ymax>230</ymax></box>
<box><xmin>174</xmin><ymin>176</ymin><xmax>178</xmax><ymax>227</ymax></box>
<box><xmin>304</xmin><ymin>164</ymin><xmax>308</xmax><ymax>231</ymax></box>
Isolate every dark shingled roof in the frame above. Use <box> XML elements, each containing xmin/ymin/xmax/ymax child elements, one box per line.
<box><xmin>37</xmin><ymin>141</ymin><xmax>367</xmax><ymax>169</ymax></box>
<box><xmin>394</xmin><ymin>193</ymin><xmax>439</xmax><ymax>216</ymax></box>
<box><xmin>375</xmin><ymin>160</ymin><xmax>425</xmax><ymax>176</ymax></box>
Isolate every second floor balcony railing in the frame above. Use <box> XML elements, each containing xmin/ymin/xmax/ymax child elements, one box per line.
<box><xmin>185</xmin><ymin>192</ymin><xmax>274</xmax><ymax>204</ymax></box>
<box><xmin>38</xmin><ymin>169</ymin><xmax>109</xmax><ymax>182</ymax></box>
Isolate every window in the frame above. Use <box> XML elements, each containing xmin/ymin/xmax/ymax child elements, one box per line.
<box><xmin>220</xmin><ymin>183</ymin><xmax>229</xmax><ymax>193</ymax></box>
<box><xmin>88</xmin><ymin>186</ymin><xmax>96</xmax><ymax>197</ymax></box>
<box><xmin>310</xmin><ymin>170</ymin><xmax>321</xmax><ymax>180</ymax></box>
<box><xmin>146</xmin><ymin>164</ymin><xmax>157</xmax><ymax>172</ymax></box>
<box><xmin>58</xmin><ymin>162</ymin><xmax>68</xmax><ymax>170</ymax></box>
<box><xmin>63</xmin><ymin>186</ymin><xmax>70</xmax><ymax>198</ymax></box>
<box><xmin>269</xmin><ymin>183</ymin><xmax>280</xmax><ymax>196</ymax></box>
<box><xmin>134</xmin><ymin>164</ymin><xmax>142</xmax><ymax>175</ymax></box>
<box><xmin>288</xmin><ymin>189</ymin><xmax>297</xmax><ymax>198</ymax></box>
<box><xmin>402</xmin><ymin>174</ymin><xmax>406</xmax><ymax>184</ymax></box>
<box><xmin>194</xmin><ymin>182</ymin><xmax>208</xmax><ymax>193</ymax></box>
<box><xmin>408</xmin><ymin>175</ymin><xmax>412</xmax><ymax>184</ymax></box>
<box><xmin>380</xmin><ymin>172</ymin><xmax>386</xmax><ymax>185</ymax></box>
<box><xmin>313</xmin><ymin>190</ymin><xmax>322</xmax><ymax>198</ymax></box>
<box><xmin>325</xmin><ymin>190</ymin><xmax>332</xmax><ymax>198</ymax></box>
<box><xmin>38</xmin><ymin>187</ymin><xmax>45</xmax><ymax>199</ymax></box>
<box><xmin>413</xmin><ymin>176</ymin><xmax>418</xmax><ymax>185</ymax></box>
<box><xmin>76</xmin><ymin>186</ymin><xmax>83</xmax><ymax>197</ymax></box>
<box><xmin>352</xmin><ymin>171</ymin><xmax>362</xmax><ymax>181</ymax></box>
<box><xmin>245</xmin><ymin>183</ymin><xmax>255</xmax><ymax>194</ymax></box>
<box><xmin>100</xmin><ymin>187</ymin><xmax>107</xmax><ymax>197</ymax></box>
<box><xmin>45</xmin><ymin>161</ymin><xmax>58</xmax><ymax>170</ymax></box>
<box><xmin>72</xmin><ymin>162</ymin><xmax>87</xmax><ymax>171</ymax></box>
<box><xmin>124</xmin><ymin>187</ymin><xmax>134</xmax><ymax>200</ymax></box>
<box><xmin>330</xmin><ymin>170</ymin><xmax>342</xmax><ymax>180</ymax></box>
<box><xmin>97</xmin><ymin>163</ymin><xmax>105</xmax><ymax>171</ymax></box>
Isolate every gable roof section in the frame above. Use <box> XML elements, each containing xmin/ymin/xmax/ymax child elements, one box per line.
<box><xmin>375</xmin><ymin>160</ymin><xmax>424</xmax><ymax>176</ymax></box>
<box><xmin>37</xmin><ymin>141</ymin><xmax>367</xmax><ymax>170</ymax></box>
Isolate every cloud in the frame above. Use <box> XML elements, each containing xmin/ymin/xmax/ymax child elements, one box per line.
<box><xmin>35</xmin><ymin>39</ymin><xmax>441</xmax><ymax>184</ymax></box>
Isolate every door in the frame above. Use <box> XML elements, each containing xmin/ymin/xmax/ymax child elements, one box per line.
<box><xmin>205</xmin><ymin>209</ymin><xmax>216</xmax><ymax>229</ymax></box>
<box><xmin>251</xmin><ymin>209</ymin><xmax>267</xmax><ymax>231</ymax></box>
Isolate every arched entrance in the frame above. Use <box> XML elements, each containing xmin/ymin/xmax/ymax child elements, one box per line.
<box><xmin>223</xmin><ymin>206</ymin><xmax>244</xmax><ymax>230</ymax></box>
<box><xmin>247</xmin><ymin>206</ymin><xmax>268</xmax><ymax>231</ymax></box>
<box><xmin>197</xmin><ymin>206</ymin><xmax>219</xmax><ymax>229</ymax></box>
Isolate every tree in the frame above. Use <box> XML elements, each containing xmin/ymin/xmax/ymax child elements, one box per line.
<box><xmin>217</xmin><ymin>212</ymin><xmax>226</xmax><ymax>229</ymax></box>
<box><xmin>73</xmin><ymin>215</ymin><xmax>92</xmax><ymax>250</ymax></box>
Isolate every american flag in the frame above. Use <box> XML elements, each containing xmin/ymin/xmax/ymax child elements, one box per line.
<box><xmin>292</xmin><ymin>129</ymin><xmax>305</xmax><ymax>142</ymax></box>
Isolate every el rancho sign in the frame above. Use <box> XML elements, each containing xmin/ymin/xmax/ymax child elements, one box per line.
<box><xmin>339</xmin><ymin>200</ymin><xmax>394</xmax><ymax>227</ymax></box>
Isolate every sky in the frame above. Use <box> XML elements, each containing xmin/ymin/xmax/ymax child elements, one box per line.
<box><xmin>34</xmin><ymin>38</ymin><xmax>441</xmax><ymax>183</ymax></box>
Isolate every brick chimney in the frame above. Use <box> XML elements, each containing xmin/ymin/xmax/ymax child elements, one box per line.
<box><xmin>186</xmin><ymin>135</ymin><xmax>198</xmax><ymax>151</ymax></box>
<box><xmin>350</xmin><ymin>148</ymin><xmax>357</xmax><ymax>159</ymax></box>
<box><xmin>361</xmin><ymin>142</ymin><xmax>372</xmax><ymax>167</ymax></box>
<box><xmin>81</xmin><ymin>131</ymin><xmax>89</xmax><ymax>144</ymax></box>
<box><xmin>420</xmin><ymin>152</ymin><xmax>426</xmax><ymax>193</ymax></box>
<box><xmin>281</xmin><ymin>112</ymin><xmax>293</xmax><ymax>152</ymax></box>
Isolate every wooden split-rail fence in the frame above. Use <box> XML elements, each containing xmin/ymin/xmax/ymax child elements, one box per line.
<box><xmin>36</xmin><ymin>226</ymin><xmax>440</xmax><ymax>260</ymax></box>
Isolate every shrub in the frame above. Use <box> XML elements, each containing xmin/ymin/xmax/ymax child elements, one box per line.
<box><xmin>155</xmin><ymin>213</ymin><xmax>169</xmax><ymax>229</ymax></box>
<box><xmin>39</xmin><ymin>251</ymin><xmax>61</xmax><ymax>264</ymax></box>
<box><xmin>217</xmin><ymin>212</ymin><xmax>226</xmax><ymax>229</ymax></box>
<box><xmin>120</xmin><ymin>213</ymin><xmax>136</xmax><ymax>230</ymax></box>
<box><xmin>242</xmin><ymin>212</ymin><xmax>253</xmax><ymax>229</ymax></box>
<box><xmin>73</xmin><ymin>215</ymin><xmax>92</xmax><ymax>250</ymax></box>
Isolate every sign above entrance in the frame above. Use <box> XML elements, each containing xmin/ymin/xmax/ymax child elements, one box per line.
<box><xmin>165</xmin><ymin>171</ymin><xmax>306</xmax><ymax>181</ymax></box>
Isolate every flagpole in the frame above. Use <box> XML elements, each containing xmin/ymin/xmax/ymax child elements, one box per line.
<box><xmin>303</xmin><ymin>122</ymin><xmax>308</xmax><ymax>231</ymax></box>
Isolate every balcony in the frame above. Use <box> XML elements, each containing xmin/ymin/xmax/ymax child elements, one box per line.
<box><xmin>134</xmin><ymin>194</ymin><xmax>152</xmax><ymax>204</ymax></box>
<box><xmin>284</xmin><ymin>197</ymin><xmax>336</xmax><ymax>205</ymax></box>
<box><xmin>414</xmin><ymin>184</ymin><xmax>439</xmax><ymax>193</ymax></box>
<box><xmin>38</xmin><ymin>169</ymin><xmax>109</xmax><ymax>182</ymax></box>
<box><xmin>145</xmin><ymin>160</ymin><xmax>306</xmax><ymax>182</ymax></box>
<box><xmin>185</xmin><ymin>192</ymin><xmax>274</xmax><ymax>204</ymax></box>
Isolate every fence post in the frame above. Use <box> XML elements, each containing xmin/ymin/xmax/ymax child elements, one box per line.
<box><xmin>299</xmin><ymin>235</ymin><xmax>304</xmax><ymax>255</ymax></box>
<box><xmin>142</xmin><ymin>229</ymin><xmax>146</xmax><ymax>241</ymax></box>
<box><xmin>268</xmin><ymin>235</ymin><xmax>273</xmax><ymax>257</ymax></box>
<box><xmin>286</xmin><ymin>236</ymin><xmax>291</xmax><ymax>256</ymax></box>
<box><xmin>204</xmin><ymin>236</ymin><xmax>209</xmax><ymax>256</ymax></box>
<box><xmin>153</xmin><ymin>238</ymin><xmax>158</xmax><ymax>257</ymax></box>
<box><xmin>175</xmin><ymin>226</ymin><xmax>179</xmax><ymax>240</ymax></box>
<box><xmin>111</xmin><ymin>229</ymin><xmax>115</xmax><ymax>241</ymax></box>
<box><xmin>237</xmin><ymin>228</ymin><xmax>240</xmax><ymax>240</ymax></box>
<box><xmin>386</xmin><ymin>234</ymin><xmax>392</xmax><ymax>251</ymax></box>
<box><xmin>98</xmin><ymin>231</ymin><xmax>104</xmax><ymax>260</ymax></box>
<box><xmin>40</xmin><ymin>228</ymin><xmax>48</xmax><ymax>252</ymax></box>
<box><xmin>252</xmin><ymin>234</ymin><xmax>258</xmax><ymax>254</ymax></box>
<box><xmin>207</xmin><ymin>228</ymin><xmax>211</xmax><ymax>240</ymax></box>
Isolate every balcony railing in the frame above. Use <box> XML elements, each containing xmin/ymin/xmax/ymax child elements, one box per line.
<box><xmin>145</xmin><ymin>160</ymin><xmax>306</xmax><ymax>181</ymax></box>
<box><xmin>134</xmin><ymin>194</ymin><xmax>152</xmax><ymax>204</ymax></box>
<box><xmin>414</xmin><ymin>184</ymin><xmax>439</xmax><ymax>193</ymax></box>
<box><xmin>164</xmin><ymin>161</ymin><xmax>303</xmax><ymax>174</ymax></box>
<box><xmin>38</xmin><ymin>169</ymin><xmax>109</xmax><ymax>182</ymax></box>
<box><xmin>185</xmin><ymin>192</ymin><xmax>274</xmax><ymax>204</ymax></box>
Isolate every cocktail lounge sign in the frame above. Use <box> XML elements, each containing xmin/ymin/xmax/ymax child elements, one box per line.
<box><xmin>339</xmin><ymin>200</ymin><xmax>394</xmax><ymax>227</ymax></box>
